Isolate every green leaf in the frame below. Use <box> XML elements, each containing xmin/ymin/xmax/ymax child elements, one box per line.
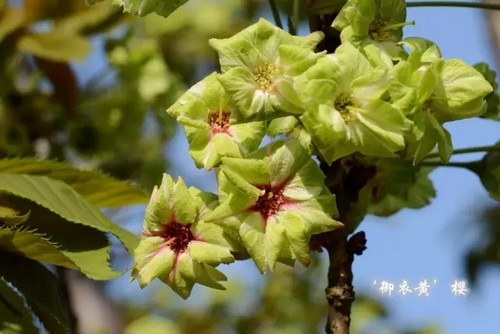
<box><xmin>0</xmin><ymin>8</ymin><xmax>25</xmax><ymax>43</ymax></box>
<box><xmin>17</xmin><ymin>32</ymin><xmax>92</xmax><ymax>62</ymax></box>
<box><xmin>109</xmin><ymin>0</ymin><xmax>189</xmax><ymax>18</ymax></box>
<box><xmin>0</xmin><ymin>196</ymin><xmax>122</xmax><ymax>280</ymax></box>
<box><xmin>0</xmin><ymin>225</ymin><xmax>74</xmax><ymax>268</ymax></box>
<box><xmin>364</xmin><ymin>158</ymin><xmax>436</xmax><ymax>216</ymax></box>
<box><xmin>0</xmin><ymin>253</ymin><xmax>71</xmax><ymax>334</ymax></box>
<box><xmin>0</xmin><ymin>173</ymin><xmax>138</xmax><ymax>254</ymax></box>
<box><xmin>474</xmin><ymin>62</ymin><xmax>499</xmax><ymax>121</ymax></box>
<box><xmin>0</xmin><ymin>158</ymin><xmax>149</xmax><ymax>208</ymax></box>
<box><xmin>472</xmin><ymin>145</ymin><xmax>500</xmax><ymax>201</ymax></box>
<box><xmin>0</xmin><ymin>278</ymin><xmax>38</xmax><ymax>334</ymax></box>
<box><xmin>0</xmin><ymin>206</ymin><xmax>29</xmax><ymax>226</ymax></box>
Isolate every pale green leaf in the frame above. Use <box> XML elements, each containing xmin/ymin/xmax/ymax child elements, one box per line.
<box><xmin>17</xmin><ymin>33</ymin><xmax>92</xmax><ymax>62</ymax></box>
<box><xmin>110</xmin><ymin>0</ymin><xmax>189</xmax><ymax>18</ymax></box>
<box><xmin>0</xmin><ymin>158</ymin><xmax>149</xmax><ymax>208</ymax></box>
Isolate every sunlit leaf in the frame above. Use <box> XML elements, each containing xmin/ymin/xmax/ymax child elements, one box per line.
<box><xmin>0</xmin><ymin>173</ymin><xmax>139</xmax><ymax>253</ymax></box>
<box><xmin>0</xmin><ymin>159</ymin><xmax>149</xmax><ymax>208</ymax></box>
<box><xmin>99</xmin><ymin>0</ymin><xmax>190</xmax><ymax>18</ymax></box>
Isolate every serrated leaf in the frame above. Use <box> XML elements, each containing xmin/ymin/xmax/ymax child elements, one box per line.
<box><xmin>0</xmin><ymin>254</ymin><xmax>71</xmax><ymax>334</ymax></box>
<box><xmin>0</xmin><ymin>196</ymin><xmax>121</xmax><ymax>280</ymax></box>
<box><xmin>0</xmin><ymin>158</ymin><xmax>149</xmax><ymax>208</ymax></box>
<box><xmin>17</xmin><ymin>32</ymin><xmax>92</xmax><ymax>62</ymax></box>
<box><xmin>0</xmin><ymin>206</ymin><xmax>29</xmax><ymax>226</ymax></box>
<box><xmin>0</xmin><ymin>173</ymin><xmax>138</xmax><ymax>254</ymax></box>
<box><xmin>0</xmin><ymin>278</ymin><xmax>38</xmax><ymax>334</ymax></box>
<box><xmin>0</xmin><ymin>225</ymin><xmax>73</xmax><ymax>268</ymax></box>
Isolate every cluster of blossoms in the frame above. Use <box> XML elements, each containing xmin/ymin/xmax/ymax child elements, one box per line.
<box><xmin>132</xmin><ymin>0</ymin><xmax>493</xmax><ymax>298</ymax></box>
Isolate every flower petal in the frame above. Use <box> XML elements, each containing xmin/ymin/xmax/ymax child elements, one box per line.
<box><xmin>189</xmin><ymin>241</ymin><xmax>234</xmax><ymax>265</ymax></box>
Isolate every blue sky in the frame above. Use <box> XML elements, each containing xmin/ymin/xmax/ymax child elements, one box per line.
<box><xmin>73</xmin><ymin>0</ymin><xmax>500</xmax><ymax>332</ymax></box>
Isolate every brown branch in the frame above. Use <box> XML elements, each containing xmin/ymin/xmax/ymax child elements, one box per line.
<box><xmin>323</xmin><ymin>230</ymin><xmax>367</xmax><ymax>334</ymax></box>
<box><xmin>316</xmin><ymin>156</ymin><xmax>375</xmax><ymax>333</ymax></box>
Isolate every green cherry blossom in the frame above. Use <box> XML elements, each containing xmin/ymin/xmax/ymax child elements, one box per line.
<box><xmin>332</xmin><ymin>0</ymin><xmax>413</xmax><ymax>60</ymax></box>
<box><xmin>389</xmin><ymin>38</ymin><xmax>493</xmax><ymax>163</ymax></box>
<box><xmin>166</xmin><ymin>73</ymin><xmax>266</xmax><ymax>170</ymax></box>
<box><xmin>297</xmin><ymin>42</ymin><xmax>409</xmax><ymax>164</ymax></box>
<box><xmin>132</xmin><ymin>174</ymin><xmax>237</xmax><ymax>299</ymax></box>
<box><xmin>209</xmin><ymin>18</ymin><xmax>325</xmax><ymax>120</ymax></box>
<box><xmin>204</xmin><ymin>139</ymin><xmax>342</xmax><ymax>273</ymax></box>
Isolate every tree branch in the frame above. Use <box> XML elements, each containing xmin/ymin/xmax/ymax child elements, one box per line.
<box><xmin>423</xmin><ymin>145</ymin><xmax>500</xmax><ymax>159</ymax></box>
<box><xmin>323</xmin><ymin>230</ymin><xmax>367</xmax><ymax>334</ymax></box>
<box><xmin>407</xmin><ymin>1</ymin><xmax>500</xmax><ymax>10</ymax></box>
<box><xmin>269</xmin><ymin>0</ymin><xmax>283</xmax><ymax>29</ymax></box>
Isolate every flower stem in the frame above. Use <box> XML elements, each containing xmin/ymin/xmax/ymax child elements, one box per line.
<box><xmin>269</xmin><ymin>0</ymin><xmax>283</xmax><ymax>29</ymax></box>
<box><xmin>423</xmin><ymin>145</ymin><xmax>500</xmax><ymax>160</ymax></box>
<box><xmin>407</xmin><ymin>1</ymin><xmax>500</xmax><ymax>10</ymax></box>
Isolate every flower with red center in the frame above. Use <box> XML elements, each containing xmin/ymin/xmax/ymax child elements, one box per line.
<box><xmin>167</xmin><ymin>72</ymin><xmax>266</xmax><ymax>170</ymax></box>
<box><xmin>204</xmin><ymin>139</ymin><xmax>343</xmax><ymax>273</ymax></box>
<box><xmin>132</xmin><ymin>174</ymin><xmax>238</xmax><ymax>299</ymax></box>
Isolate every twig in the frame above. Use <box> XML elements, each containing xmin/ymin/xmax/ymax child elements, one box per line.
<box><xmin>269</xmin><ymin>0</ymin><xmax>283</xmax><ymax>29</ymax></box>
<box><xmin>407</xmin><ymin>1</ymin><xmax>500</xmax><ymax>10</ymax></box>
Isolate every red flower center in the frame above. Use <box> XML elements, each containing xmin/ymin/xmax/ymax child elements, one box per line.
<box><xmin>250</xmin><ymin>185</ymin><xmax>286</xmax><ymax>220</ymax></box>
<box><xmin>208</xmin><ymin>112</ymin><xmax>231</xmax><ymax>135</ymax></box>
<box><xmin>145</xmin><ymin>222</ymin><xmax>194</xmax><ymax>253</ymax></box>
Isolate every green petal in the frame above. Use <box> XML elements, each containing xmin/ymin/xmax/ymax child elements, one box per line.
<box><xmin>265</xmin><ymin>216</ymin><xmax>285</xmax><ymax>271</ymax></box>
<box><xmin>283</xmin><ymin>159</ymin><xmax>325</xmax><ymax>201</ymax></box>
<box><xmin>132</xmin><ymin>236</ymin><xmax>175</xmax><ymax>288</ymax></box>
<box><xmin>188</xmin><ymin>241</ymin><xmax>234</xmax><ymax>265</ymax></box>
<box><xmin>229</xmin><ymin>121</ymin><xmax>267</xmax><ymax>154</ymax></box>
<box><xmin>210</xmin><ymin>18</ymin><xmax>323</xmax><ymax>72</ymax></box>
<box><xmin>167</xmin><ymin>78</ymin><xmax>207</xmax><ymax>119</ymax></box>
<box><xmin>173</xmin><ymin>177</ymin><xmax>198</xmax><ymax>224</ymax></box>
<box><xmin>221</xmin><ymin>157</ymin><xmax>271</xmax><ymax>186</ymax></box>
<box><xmin>432</xmin><ymin>59</ymin><xmax>493</xmax><ymax>121</ymax></box>
<box><xmin>190</xmin><ymin>219</ymin><xmax>236</xmax><ymax>248</ymax></box>
<box><xmin>269</xmin><ymin>139</ymin><xmax>310</xmax><ymax>187</ymax></box>
<box><xmin>281</xmin><ymin>203</ymin><xmax>342</xmax><ymax>235</ymax></box>
<box><xmin>144</xmin><ymin>174</ymin><xmax>175</xmax><ymax>231</ymax></box>
<box><xmin>267</xmin><ymin>116</ymin><xmax>299</xmax><ymax>136</ymax></box>
<box><xmin>239</xmin><ymin>212</ymin><xmax>267</xmax><ymax>273</ymax></box>
<box><xmin>164</xmin><ymin>267</ymin><xmax>194</xmax><ymax>299</ymax></box>
<box><xmin>177</xmin><ymin>253</ymin><xmax>225</xmax><ymax>290</ymax></box>
<box><xmin>282</xmin><ymin>214</ymin><xmax>311</xmax><ymax>267</ymax></box>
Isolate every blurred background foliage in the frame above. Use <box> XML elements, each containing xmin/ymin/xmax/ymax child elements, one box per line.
<box><xmin>0</xmin><ymin>0</ymin><xmax>497</xmax><ymax>333</ymax></box>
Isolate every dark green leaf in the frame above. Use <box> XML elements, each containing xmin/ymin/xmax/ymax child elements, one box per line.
<box><xmin>0</xmin><ymin>278</ymin><xmax>38</xmax><ymax>334</ymax></box>
<box><xmin>365</xmin><ymin>158</ymin><xmax>436</xmax><ymax>216</ymax></box>
<box><xmin>0</xmin><ymin>253</ymin><xmax>71</xmax><ymax>334</ymax></box>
